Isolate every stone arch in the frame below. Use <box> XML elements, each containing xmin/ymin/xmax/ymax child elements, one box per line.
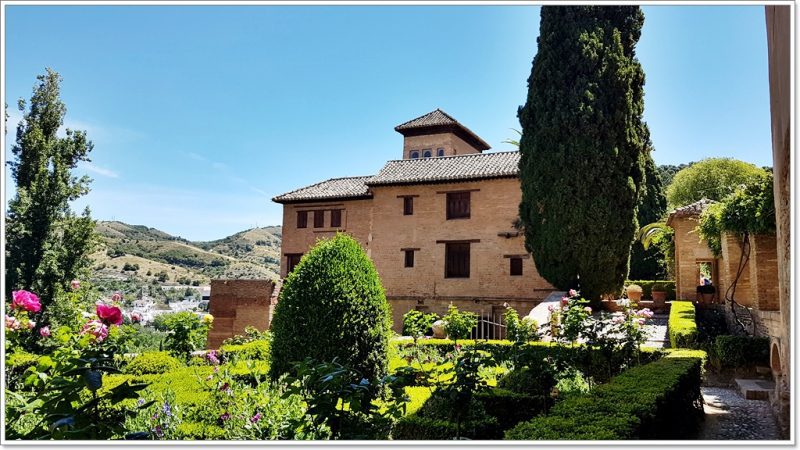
<box><xmin>771</xmin><ymin>341</ymin><xmax>782</xmax><ymax>374</ymax></box>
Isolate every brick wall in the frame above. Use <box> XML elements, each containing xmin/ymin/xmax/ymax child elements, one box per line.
<box><xmin>672</xmin><ymin>216</ymin><xmax>716</xmax><ymax>300</ymax></box>
<box><xmin>749</xmin><ymin>233</ymin><xmax>779</xmax><ymax>311</ymax></box>
<box><xmin>206</xmin><ymin>279</ymin><xmax>274</xmax><ymax>349</ymax></box>
<box><xmin>719</xmin><ymin>232</ymin><xmax>753</xmax><ymax>307</ymax></box>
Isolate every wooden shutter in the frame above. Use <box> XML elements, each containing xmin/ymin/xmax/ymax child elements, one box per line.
<box><xmin>403</xmin><ymin>197</ymin><xmax>414</xmax><ymax>215</ymax></box>
<box><xmin>510</xmin><ymin>257</ymin><xmax>523</xmax><ymax>276</ymax></box>
<box><xmin>446</xmin><ymin>192</ymin><xmax>471</xmax><ymax>219</ymax></box>
<box><xmin>330</xmin><ymin>209</ymin><xmax>342</xmax><ymax>228</ymax></box>
<box><xmin>445</xmin><ymin>243</ymin><xmax>470</xmax><ymax>278</ymax></box>
<box><xmin>297</xmin><ymin>211</ymin><xmax>307</xmax><ymax>228</ymax></box>
<box><xmin>313</xmin><ymin>210</ymin><xmax>324</xmax><ymax>228</ymax></box>
<box><xmin>404</xmin><ymin>250</ymin><xmax>414</xmax><ymax>268</ymax></box>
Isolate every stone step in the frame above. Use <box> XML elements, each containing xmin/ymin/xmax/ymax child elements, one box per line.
<box><xmin>735</xmin><ymin>378</ymin><xmax>775</xmax><ymax>400</ymax></box>
<box><xmin>756</xmin><ymin>365</ymin><xmax>772</xmax><ymax>376</ymax></box>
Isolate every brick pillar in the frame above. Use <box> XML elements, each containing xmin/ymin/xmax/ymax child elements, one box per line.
<box><xmin>720</xmin><ymin>232</ymin><xmax>752</xmax><ymax>306</ymax></box>
<box><xmin>206</xmin><ymin>279</ymin><xmax>274</xmax><ymax>349</ymax></box>
<box><xmin>749</xmin><ymin>233</ymin><xmax>779</xmax><ymax>311</ymax></box>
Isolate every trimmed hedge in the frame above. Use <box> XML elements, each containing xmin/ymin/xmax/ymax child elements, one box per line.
<box><xmin>126</xmin><ymin>351</ymin><xmax>182</xmax><ymax>375</ymax></box>
<box><xmin>625</xmin><ymin>280</ymin><xmax>676</xmax><ymax>300</ymax></box>
<box><xmin>669</xmin><ymin>301</ymin><xmax>698</xmax><ymax>348</ymax></box>
<box><xmin>219</xmin><ymin>339</ymin><xmax>270</xmax><ymax>361</ymax></box>
<box><xmin>393</xmin><ymin>414</ymin><xmax>500</xmax><ymax>440</ymax></box>
<box><xmin>713</xmin><ymin>335</ymin><xmax>770</xmax><ymax>368</ymax></box>
<box><xmin>505</xmin><ymin>349</ymin><xmax>706</xmax><ymax>440</ymax></box>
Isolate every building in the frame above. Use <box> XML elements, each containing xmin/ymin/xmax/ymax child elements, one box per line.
<box><xmin>206</xmin><ymin>279</ymin><xmax>275</xmax><ymax>348</ymax></box>
<box><xmin>273</xmin><ymin>109</ymin><xmax>555</xmax><ymax>332</ymax></box>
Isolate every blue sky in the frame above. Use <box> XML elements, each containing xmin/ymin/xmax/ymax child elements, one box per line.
<box><xmin>3</xmin><ymin>5</ymin><xmax>773</xmax><ymax>241</ymax></box>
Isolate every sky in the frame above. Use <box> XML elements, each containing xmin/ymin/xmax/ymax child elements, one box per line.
<box><xmin>3</xmin><ymin>5</ymin><xmax>774</xmax><ymax>241</ymax></box>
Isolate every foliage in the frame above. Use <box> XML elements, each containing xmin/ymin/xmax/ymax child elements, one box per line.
<box><xmin>219</xmin><ymin>339</ymin><xmax>271</xmax><ymax>362</ymax></box>
<box><xmin>126</xmin><ymin>352</ymin><xmax>182</xmax><ymax>375</ymax></box>
<box><xmin>505</xmin><ymin>350</ymin><xmax>706</xmax><ymax>440</ymax></box>
<box><xmin>712</xmin><ymin>335</ymin><xmax>770</xmax><ymax>369</ymax></box>
<box><xmin>402</xmin><ymin>310</ymin><xmax>438</xmax><ymax>341</ymax></box>
<box><xmin>503</xmin><ymin>307</ymin><xmax>540</xmax><ymax>346</ymax></box>
<box><xmin>665</xmin><ymin>157</ymin><xmax>767</xmax><ymax>209</ymax></box>
<box><xmin>6</xmin><ymin>69</ymin><xmax>97</xmax><ymax>344</ymax></box>
<box><xmin>269</xmin><ymin>234</ymin><xmax>392</xmax><ymax>383</ymax></box>
<box><xmin>221</xmin><ymin>326</ymin><xmax>268</xmax><ymax>346</ymax></box>
<box><xmin>624</xmin><ymin>280</ymin><xmax>676</xmax><ymax>299</ymax></box>
<box><xmin>442</xmin><ymin>304</ymin><xmax>477</xmax><ymax>345</ymax></box>
<box><xmin>282</xmin><ymin>357</ymin><xmax>410</xmax><ymax>439</ymax></box>
<box><xmin>159</xmin><ymin>312</ymin><xmax>212</xmax><ymax>360</ymax></box>
<box><xmin>636</xmin><ymin>222</ymin><xmax>676</xmax><ymax>279</ymax></box>
<box><xmin>657</xmin><ymin>162</ymin><xmax>694</xmax><ymax>188</ymax></box>
<box><xmin>116</xmin><ymin>326</ymin><xmax>167</xmax><ymax>355</ymax></box>
<box><xmin>630</xmin><ymin>156</ymin><xmax>669</xmax><ymax>280</ymax></box>
<box><xmin>669</xmin><ymin>301</ymin><xmax>699</xmax><ymax>348</ymax></box>
<box><xmin>698</xmin><ymin>171</ymin><xmax>776</xmax><ymax>257</ymax></box>
<box><xmin>517</xmin><ymin>6</ymin><xmax>648</xmax><ymax>302</ymax></box>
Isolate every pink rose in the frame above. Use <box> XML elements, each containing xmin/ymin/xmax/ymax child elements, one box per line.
<box><xmin>560</xmin><ymin>297</ymin><xmax>569</xmax><ymax>307</ymax></box>
<box><xmin>637</xmin><ymin>318</ymin><xmax>646</xmax><ymax>326</ymax></box>
<box><xmin>547</xmin><ymin>304</ymin><xmax>555</xmax><ymax>312</ymax></box>
<box><xmin>584</xmin><ymin>307</ymin><xmax>592</xmax><ymax>314</ymax></box>
<box><xmin>111</xmin><ymin>292</ymin><xmax>123</xmax><ymax>303</ymax></box>
<box><xmin>612</xmin><ymin>315</ymin><xmax>625</xmax><ymax>325</ymax></box>
<box><xmin>130</xmin><ymin>312</ymin><xmax>142</xmax><ymax>323</ymax></box>
<box><xmin>568</xmin><ymin>289</ymin><xmax>578</xmax><ymax>297</ymax></box>
<box><xmin>5</xmin><ymin>315</ymin><xmax>20</xmax><ymax>330</ymax></box>
<box><xmin>81</xmin><ymin>320</ymin><xmax>109</xmax><ymax>342</ymax></box>
<box><xmin>39</xmin><ymin>326</ymin><xmax>51</xmax><ymax>337</ymax></box>
<box><xmin>96</xmin><ymin>303</ymin><xmax>123</xmax><ymax>326</ymax></box>
<box><xmin>70</xmin><ymin>280</ymin><xmax>81</xmax><ymax>290</ymax></box>
<box><xmin>27</xmin><ymin>320</ymin><xmax>36</xmax><ymax>330</ymax></box>
<box><xmin>11</xmin><ymin>290</ymin><xmax>41</xmax><ymax>313</ymax></box>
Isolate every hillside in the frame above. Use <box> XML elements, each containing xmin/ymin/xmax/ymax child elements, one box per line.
<box><xmin>93</xmin><ymin>221</ymin><xmax>282</xmax><ymax>288</ymax></box>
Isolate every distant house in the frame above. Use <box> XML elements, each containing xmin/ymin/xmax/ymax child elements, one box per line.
<box><xmin>273</xmin><ymin>109</ymin><xmax>555</xmax><ymax>332</ymax></box>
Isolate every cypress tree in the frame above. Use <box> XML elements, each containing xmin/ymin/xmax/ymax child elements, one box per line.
<box><xmin>629</xmin><ymin>152</ymin><xmax>668</xmax><ymax>280</ymax></box>
<box><xmin>518</xmin><ymin>6</ymin><xmax>648</xmax><ymax>302</ymax></box>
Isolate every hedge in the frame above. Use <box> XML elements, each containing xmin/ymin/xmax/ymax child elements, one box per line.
<box><xmin>219</xmin><ymin>339</ymin><xmax>270</xmax><ymax>362</ymax></box>
<box><xmin>669</xmin><ymin>301</ymin><xmax>698</xmax><ymax>348</ymax></box>
<box><xmin>393</xmin><ymin>414</ymin><xmax>500</xmax><ymax>440</ymax></box>
<box><xmin>625</xmin><ymin>280</ymin><xmax>676</xmax><ymax>300</ymax></box>
<box><xmin>505</xmin><ymin>349</ymin><xmax>706</xmax><ymax>440</ymax></box>
<box><xmin>126</xmin><ymin>351</ymin><xmax>182</xmax><ymax>375</ymax></box>
<box><xmin>713</xmin><ymin>335</ymin><xmax>770</xmax><ymax>368</ymax></box>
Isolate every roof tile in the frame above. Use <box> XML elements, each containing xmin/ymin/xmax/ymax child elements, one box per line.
<box><xmin>366</xmin><ymin>151</ymin><xmax>520</xmax><ymax>186</ymax></box>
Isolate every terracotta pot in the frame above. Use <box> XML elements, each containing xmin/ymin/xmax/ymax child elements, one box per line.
<box><xmin>431</xmin><ymin>320</ymin><xmax>447</xmax><ymax>339</ymax></box>
<box><xmin>627</xmin><ymin>291</ymin><xmax>643</xmax><ymax>303</ymax></box>
<box><xmin>652</xmin><ymin>290</ymin><xmax>667</xmax><ymax>308</ymax></box>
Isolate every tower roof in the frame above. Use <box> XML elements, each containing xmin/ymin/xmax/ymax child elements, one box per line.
<box><xmin>394</xmin><ymin>109</ymin><xmax>491</xmax><ymax>151</ymax></box>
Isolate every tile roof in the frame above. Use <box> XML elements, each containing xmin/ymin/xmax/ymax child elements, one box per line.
<box><xmin>366</xmin><ymin>151</ymin><xmax>520</xmax><ymax>186</ymax></box>
<box><xmin>666</xmin><ymin>198</ymin><xmax>717</xmax><ymax>226</ymax></box>
<box><xmin>272</xmin><ymin>176</ymin><xmax>373</xmax><ymax>203</ymax></box>
<box><xmin>394</xmin><ymin>109</ymin><xmax>491</xmax><ymax>151</ymax></box>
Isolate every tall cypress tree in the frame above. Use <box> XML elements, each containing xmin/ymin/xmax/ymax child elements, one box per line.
<box><xmin>518</xmin><ymin>6</ymin><xmax>648</xmax><ymax>302</ymax></box>
<box><xmin>6</xmin><ymin>69</ymin><xmax>97</xmax><ymax>327</ymax></box>
<box><xmin>629</xmin><ymin>151</ymin><xmax>668</xmax><ymax>280</ymax></box>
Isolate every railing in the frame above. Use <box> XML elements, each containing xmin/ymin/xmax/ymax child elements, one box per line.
<box><xmin>471</xmin><ymin>310</ymin><xmax>507</xmax><ymax>340</ymax></box>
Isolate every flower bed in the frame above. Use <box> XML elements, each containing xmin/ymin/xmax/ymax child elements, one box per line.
<box><xmin>504</xmin><ymin>349</ymin><xmax>707</xmax><ymax>440</ymax></box>
<box><xmin>668</xmin><ymin>301</ymin><xmax>699</xmax><ymax>348</ymax></box>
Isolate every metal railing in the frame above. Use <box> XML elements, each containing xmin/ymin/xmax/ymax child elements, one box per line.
<box><xmin>471</xmin><ymin>310</ymin><xmax>507</xmax><ymax>340</ymax></box>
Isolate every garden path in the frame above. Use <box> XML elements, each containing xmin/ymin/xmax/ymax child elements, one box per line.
<box><xmin>642</xmin><ymin>314</ymin><xmax>668</xmax><ymax>348</ymax></box>
<box><xmin>697</xmin><ymin>386</ymin><xmax>781</xmax><ymax>440</ymax></box>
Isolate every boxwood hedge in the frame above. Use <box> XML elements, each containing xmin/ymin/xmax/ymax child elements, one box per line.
<box><xmin>669</xmin><ymin>301</ymin><xmax>699</xmax><ymax>348</ymax></box>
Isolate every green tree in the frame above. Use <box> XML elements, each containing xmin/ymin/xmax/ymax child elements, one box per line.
<box><xmin>629</xmin><ymin>155</ymin><xmax>668</xmax><ymax>279</ymax></box>
<box><xmin>665</xmin><ymin>157</ymin><xmax>766</xmax><ymax>209</ymax></box>
<box><xmin>518</xmin><ymin>6</ymin><xmax>648</xmax><ymax>302</ymax></box>
<box><xmin>656</xmin><ymin>162</ymin><xmax>694</xmax><ymax>188</ymax></box>
<box><xmin>5</xmin><ymin>69</ymin><xmax>97</xmax><ymax>330</ymax></box>
<box><xmin>269</xmin><ymin>234</ymin><xmax>392</xmax><ymax>383</ymax></box>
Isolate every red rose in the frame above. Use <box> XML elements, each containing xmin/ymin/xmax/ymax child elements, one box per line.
<box><xmin>96</xmin><ymin>303</ymin><xmax>123</xmax><ymax>326</ymax></box>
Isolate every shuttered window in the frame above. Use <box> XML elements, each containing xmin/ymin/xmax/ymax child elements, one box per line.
<box><xmin>404</xmin><ymin>250</ymin><xmax>415</xmax><ymax>268</ymax></box>
<box><xmin>403</xmin><ymin>197</ymin><xmax>414</xmax><ymax>215</ymax></box>
<box><xmin>287</xmin><ymin>254</ymin><xmax>303</xmax><ymax>274</ymax></box>
<box><xmin>297</xmin><ymin>211</ymin><xmax>308</xmax><ymax>228</ymax></box>
<box><xmin>446</xmin><ymin>192</ymin><xmax>471</xmax><ymax>219</ymax></box>
<box><xmin>510</xmin><ymin>257</ymin><xmax>523</xmax><ymax>276</ymax></box>
<box><xmin>330</xmin><ymin>209</ymin><xmax>342</xmax><ymax>228</ymax></box>
<box><xmin>445</xmin><ymin>243</ymin><xmax>470</xmax><ymax>278</ymax></box>
<box><xmin>313</xmin><ymin>210</ymin><xmax>324</xmax><ymax>228</ymax></box>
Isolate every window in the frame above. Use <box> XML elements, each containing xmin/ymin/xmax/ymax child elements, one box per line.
<box><xmin>510</xmin><ymin>257</ymin><xmax>523</xmax><ymax>276</ymax></box>
<box><xmin>437</xmin><ymin>148</ymin><xmax>445</xmax><ymax>157</ymax></box>
<box><xmin>446</xmin><ymin>192</ymin><xmax>471</xmax><ymax>219</ymax></box>
<box><xmin>422</xmin><ymin>149</ymin><xmax>432</xmax><ymax>158</ymax></box>
<box><xmin>286</xmin><ymin>254</ymin><xmax>303</xmax><ymax>274</ymax></box>
<box><xmin>313</xmin><ymin>210</ymin><xmax>324</xmax><ymax>228</ymax></box>
<box><xmin>330</xmin><ymin>209</ymin><xmax>342</xmax><ymax>228</ymax></box>
<box><xmin>410</xmin><ymin>151</ymin><xmax>420</xmax><ymax>159</ymax></box>
<box><xmin>404</xmin><ymin>250</ymin><xmax>415</xmax><ymax>268</ymax></box>
<box><xmin>445</xmin><ymin>243</ymin><xmax>470</xmax><ymax>278</ymax></box>
<box><xmin>297</xmin><ymin>211</ymin><xmax>308</xmax><ymax>228</ymax></box>
<box><xmin>403</xmin><ymin>197</ymin><xmax>414</xmax><ymax>215</ymax></box>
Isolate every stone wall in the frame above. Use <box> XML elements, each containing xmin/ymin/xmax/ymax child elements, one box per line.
<box><xmin>206</xmin><ymin>279</ymin><xmax>274</xmax><ymax>349</ymax></box>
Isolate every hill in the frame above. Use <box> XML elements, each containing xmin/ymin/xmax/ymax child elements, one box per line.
<box><xmin>92</xmin><ymin>221</ymin><xmax>282</xmax><ymax>289</ymax></box>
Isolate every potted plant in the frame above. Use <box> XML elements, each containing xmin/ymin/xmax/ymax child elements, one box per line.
<box><xmin>625</xmin><ymin>284</ymin><xmax>643</xmax><ymax>304</ymax></box>
<box><xmin>651</xmin><ymin>282</ymin><xmax>667</xmax><ymax>310</ymax></box>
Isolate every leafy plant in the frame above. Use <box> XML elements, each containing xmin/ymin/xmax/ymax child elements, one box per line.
<box><xmin>442</xmin><ymin>304</ymin><xmax>477</xmax><ymax>347</ymax></box>
<box><xmin>159</xmin><ymin>312</ymin><xmax>212</xmax><ymax>360</ymax></box>
<box><xmin>402</xmin><ymin>310</ymin><xmax>438</xmax><ymax>342</ymax></box>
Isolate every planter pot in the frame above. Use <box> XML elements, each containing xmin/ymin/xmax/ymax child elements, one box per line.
<box><xmin>652</xmin><ymin>290</ymin><xmax>667</xmax><ymax>309</ymax></box>
<box><xmin>627</xmin><ymin>291</ymin><xmax>643</xmax><ymax>303</ymax></box>
<box><xmin>431</xmin><ymin>320</ymin><xmax>447</xmax><ymax>339</ymax></box>
<box><xmin>602</xmin><ymin>300</ymin><xmax>620</xmax><ymax>313</ymax></box>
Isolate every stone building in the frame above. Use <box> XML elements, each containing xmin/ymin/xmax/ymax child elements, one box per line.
<box><xmin>273</xmin><ymin>109</ymin><xmax>555</xmax><ymax>332</ymax></box>
<box><xmin>206</xmin><ymin>279</ymin><xmax>275</xmax><ymax>348</ymax></box>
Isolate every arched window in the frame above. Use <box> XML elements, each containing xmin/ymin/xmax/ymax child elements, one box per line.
<box><xmin>410</xmin><ymin>151</ymin><xmax>420</xmax><ymax>159</ymax></box>
<box><xmin>437</xmin><ymin>148</ymin><xmax>445</xmax><ymax>157</ymax></box>
<box><xmin>422</xmin><ymin>149</ymin><xmax>432</xmax><ymax>158</ymax></box>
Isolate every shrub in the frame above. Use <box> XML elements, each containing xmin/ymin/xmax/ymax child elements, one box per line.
<box><xmin>6</xmin><ymin>351</ymin><xmax>39</xmax><ymax>390</ymax></box>
<box><xmin>442</xmin><ymin>304</ymin><xmax>477</xmax><ymax>343</ymax></box>
<box><xmin>393</xmin><ymin>414</ymin><xmax>500</xmax><ymax>440</ymax></box>
<box><xmin>669</xmin><ymin>301</ymin><xmax>699</xmax><ymax>348</ymax></box>
<box><xmin>474</xmin><ymin>388</ymin><xmax>551</xmax><ymax>431</ymax></box>
<box><xmin>158</xmin><ymin>312</ymin><xmax>211</xmax><ymax>360</ymax></box>
<box><xmin>402</xmin><ymin>310</ymin><xmax>438</xmax><ymax>340</ymax></box>
<box><xmin>126</xmin><ymin>351</ymin><xmax>182</xmax><ymax>375</ymax></box>
<box><xmin>712</xmin><ymin>335</ymin><xmax>770</xmax><ymax>368</ymax></box>
<box><xmin>505</xmin><ymin>349</ymin><xmax>706</xmax><ymax>440</ymax></box>
<box><xmin>625</xmin><ymin>280</ymin><xmax>676</xmax><ymax>300</ymax></box>
<box><xmin>269</xmin><ymin>233</ymin><xmax>392</xmax><ymax>383</ymax></box>
<box><xmin>219</xmin><ymin>339</ymin><xmax>270</xmax><ymax>362</ymax></box>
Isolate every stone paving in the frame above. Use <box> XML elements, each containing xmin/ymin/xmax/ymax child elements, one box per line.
<box><xmin>642</xmin><ymin>314</ymin><xmax>668</xmax><ymax>348</ymax></box>
<box><xmin>697</xmin><ymin>386</ymin><xmax>781</xmax><ymax>440</ymax></box>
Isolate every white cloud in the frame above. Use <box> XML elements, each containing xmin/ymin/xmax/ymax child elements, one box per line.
<box><xmin>82</xmin><ymin>162</ymin><xmax>119</xmax><ymax>178</ymax></box>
